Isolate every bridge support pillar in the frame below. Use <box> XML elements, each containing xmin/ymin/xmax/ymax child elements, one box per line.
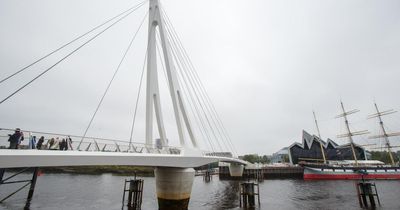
<box><xmin>229</xmin><ymin>163</ymin><xmax>244</xmax><ymax>177</ymax></box>
<box><xmin>154</xmin><ymin>167</ymin><xmax>195</xmax><ymax>210</ymax></box>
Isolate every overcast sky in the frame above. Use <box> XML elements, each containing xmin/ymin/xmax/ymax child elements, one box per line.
<box><xmin>1</xmin><ymin>0</ymin><xmax>400</xmax><ymax>155</ymax></box>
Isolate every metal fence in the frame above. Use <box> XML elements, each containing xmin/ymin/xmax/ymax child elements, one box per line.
<box><xmin>0</xmin><ymin>128</ymin><xmax>181</xmax><ymax>155</ymax></box>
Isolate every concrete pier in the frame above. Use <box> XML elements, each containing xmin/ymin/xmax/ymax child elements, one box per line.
<box><xmin>228</xmin><ymin>163</ymin><xmax>244</xmax><ymax>177</ymax></box>
<box><xmin>154</xmin><ymin>167</ymin><xmax>195</xmax><ymax>210</ymax></box>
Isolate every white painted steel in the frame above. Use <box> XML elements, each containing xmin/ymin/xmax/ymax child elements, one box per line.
<box><xmin>146</xmin><ymin>0</ymin><xmax>198</xmax><ymax>148</ymax></box>
<box><xmin>146</xmin><ymin>0</ymin><xmax>167</xmax><ymax>147</ymax></box>
<box><xmin>0</xmin><ymin>150</ymin><xmax>246</xmax><ymax>169</ymax></box>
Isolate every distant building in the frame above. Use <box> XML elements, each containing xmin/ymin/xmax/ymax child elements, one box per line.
<box><xmin>288</xmin><ymin>130</ymin><xmax>367</xmax><ymax>165</ymax></box>
<box><xmin>271</xmin><ymin>147</ymin><xmax>289</xmax><ymax>163</ymax></box>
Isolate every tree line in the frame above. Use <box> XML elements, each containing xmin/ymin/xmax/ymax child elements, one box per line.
<box><xmin>368</xmin><ymin>150</ymin><xmax>400</xmax><ymax>164</ymax></box>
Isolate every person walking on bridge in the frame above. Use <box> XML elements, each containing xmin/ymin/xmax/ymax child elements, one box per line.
<box><xmin>7</xmin><ymin>128</ymin><xmax>24</xmax><ymax>149</ymax></box>
<box><xmin>47</xmin><ymin>138</ymin><xmax>55</xmax><ymax>150</ymax></box>
<box><xmin>36</xmin><ymin>136</ymin><xmax>45</xmax><ymax>149</ymax></box>
<box><xmin>59</xmin><ymin>139</ymin><xmax>67</xmax><ymax>150</ymax></box>
<box><xmin>29</xmin><ymin>135</ymin><xmax>37</xmax><ymax>149</ymax></box>
<box><xmin>49</xmin><ymin>137</ymin><xmax>60</xmax><ymax>150</ymax></box>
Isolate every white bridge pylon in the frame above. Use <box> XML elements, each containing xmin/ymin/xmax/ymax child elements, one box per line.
<box><xmin>146</xmin><ymin>0</ymin><xmax>197</xmax><ymax>149</ymax></box>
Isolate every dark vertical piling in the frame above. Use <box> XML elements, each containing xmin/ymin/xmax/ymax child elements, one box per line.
<box><xmin>256</xmin><ymin>169</ymin><xmax>264</xmax><ymax>181</ymax></box>
<box><xmin>239</xmin><ymin>182</ymin><xmax>260</xmax><ymax>208</ymax></box>
<box><xmin>122</xmin><ymin>178</ymin><xmax>144</xmax><ymax>210</ymax></box>
<box><xmin>356</xmin><ymin>181</ymin><xmax>380</xmax><ymax>208</ymax></box>
<box><xmin>203</xmin><ymin>170</ymin><xmax>212</xmax><ymax>182</ymax></box>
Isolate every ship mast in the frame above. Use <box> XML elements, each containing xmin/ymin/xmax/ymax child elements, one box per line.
<box><xmin>313</xmin><ymin>111</ymin><xmax>327</xmax><ymax>164</ymax></box>
<box><xmin>368</xmin><ymin>103</ymin><xmax>400</xmax><ymax>166</ymax></box>
<box><xmin>335</xmin><ymin>101</ymin><xmax>369</xmax><ymax>166</ymax></box>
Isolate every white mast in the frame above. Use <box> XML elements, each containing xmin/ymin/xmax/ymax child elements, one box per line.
<box><xmin>313</xmin><ymin>111</ymin><xmax>327</xmax><ymax>164</ymax></box>
<box><xmin>145</xmin><ymin>0</ymin><xmax>198</xmax><ymax>148</ymax></box>
<box><xmin>368</xmin><ymin>103</ymin><xmax>400</xmax><ymax>166</ymax></box>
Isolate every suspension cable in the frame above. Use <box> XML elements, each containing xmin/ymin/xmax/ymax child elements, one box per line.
<box><xmin>161</xmin><ymin>6</ymin><xmax>238</xmax><ymax>154</ymax></box>
<box><xmin>160</xmin><ymin>14</ymin><xmax>227</xmax><ymax>152</ymax></box>
<box><xmin>155</xmin><ymin>35</ymin><xmax>215</xmax><ymax>152</ymax></box>
<box><xmin>0</xmin><ymin>4</ymin><xmax>147</xmax><ymax>106</ymax></box>
<box><xmin>0</xmin><ymin>0</ymin><xmax>148</xmax><ymax>85</ymax></box>
<box><xmin>129</xmin><ymin>46</ymin><xmax>148</xmax><ymax>148</ymax></box>
<box><xmin>155</xmin><ymin>29</ymin><xmax>215</xmax><ymax>151</ymax></box>
<box><xmin>165</xmin><ymin>31</ymin><xmax>227</xmax><ymax>152</ymax></box>
<box><xmin>157</xmin><ymin>31</ymin><xmax>219</xmax><ymax>152</ymax></box>
<box><xmin>161</xmin><ymin>7</ymin><xmax>238</xmax><ymax>155</ymax></box>
<box><xmin>77</xmin><ymin>12</ymin><xmax>149</xmax><ymax>149</ymax></box>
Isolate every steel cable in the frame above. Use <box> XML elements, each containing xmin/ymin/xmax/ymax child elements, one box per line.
<box><xmin>129</xmin><ymin>45</ymin><xmax>148</xmax><ymax>148</ymax></box>
<box><xmin>160</xmin><ymin>10</ymin><xmax>235</xmax><ymax>154</ymax></box>
<box><xmin>78</xmin><ymin>12</ymin><xmax>149</xmax><ymax>149</ymax></box>
<box><xmin>159</xmin><ymin>30</ymin><xmax>220</xmax><ymax>152</ymax></box>
<box><xmin>0</xmin><ymin>0</ymin><xmax>148</xmax><ymax>85</ymax></box>
<box><xmin>155</xmin><ymin>35</ymin><xmax>215</xmax><ymax>152</ymax></box>
<box><xmin>160</xmin><ymin>7</ymin><xmax>238</xmax><ymax>156</ymax></box>
<box><xmin>0</xmin><ymin>3</ymin><xmax>147</xmax><ymax>105</ymax></box>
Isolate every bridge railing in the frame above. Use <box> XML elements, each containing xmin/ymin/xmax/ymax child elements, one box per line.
<box><xmin>203</xmin><ymin>151</ymin><xmax>234</xmax><ymax>158</ymax></box>
<box><xmin>0</xmin><ymin>128</ymin><xmax>182</xmax><ymax>155</ymax></box>
<box><xmin>71</xmin><ymin>139</ymin><xmax>181</xmax><ymax>155</ymax></box>
<box><xmin>0</xmin><ymin>128</ymin><xmax>238</xmax><ymax>157</ymax></box>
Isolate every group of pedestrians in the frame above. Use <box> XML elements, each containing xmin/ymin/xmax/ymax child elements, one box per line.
<box><xmin>7</xmin><ymin>128</ymin><xmax>73</xmax><ymax>151</ymax></box>
<box><xmin>45</xmin><ymin>137</ymin><xmax>72</xmax><ymax>150</ymax></box>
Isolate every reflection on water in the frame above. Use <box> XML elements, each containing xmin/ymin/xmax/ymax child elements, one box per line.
<box><xmin>0</xmin><ymin>173</ymin><xmax>400</xmax><ymax>210</ymax></box>
<box><xmin>289</xmin><ymin>180</ymin><xmax>355</xmax><ymax>209</ymax></box>
<box><xmin>207</xmin><ymin>181</ymin><xmax>240</xmax><ymax>210</ymax></box>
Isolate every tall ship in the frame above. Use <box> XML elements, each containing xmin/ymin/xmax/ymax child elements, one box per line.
<box><xmin>301</xmin><ymin>102</ymin><xmax>400</xmax><ymax>180</ymax></box>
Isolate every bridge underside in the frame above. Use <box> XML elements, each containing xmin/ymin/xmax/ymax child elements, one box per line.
<box><xmin>0</xmin><ymin>150</ymin><xmax>245</xmax><ymax>169</ymax></box>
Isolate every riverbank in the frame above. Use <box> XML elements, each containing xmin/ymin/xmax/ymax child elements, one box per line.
<box><xmin>39</xmin><ymin>166</ymin><xmax>155</xmax><ymax>176</ymax></box>
<box><xmin>219</xmin><ymin>166</ymin><xmax>304</xmax><ymax>180</ymax></box>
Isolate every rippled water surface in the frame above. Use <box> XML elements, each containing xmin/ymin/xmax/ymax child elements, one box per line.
<box><xmin>1</xmin><ymin>173</ymin><xmax>400</xmax><ymax>210</ymax></box>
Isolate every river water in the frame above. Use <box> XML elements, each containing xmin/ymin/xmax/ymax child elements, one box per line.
<box><xmin>1</xmin><ymin>173</ymin><xmax>399</xmax><ymax>210</ymax></box>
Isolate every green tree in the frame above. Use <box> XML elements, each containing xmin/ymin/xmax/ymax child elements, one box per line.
<box><xmin>242</xmin><ymin>154</ymin><xmax>271</xmax><ymax>164</ymax></box>
<box><xmin>261</xmin><ymin>155</ymin><xmax>271</xmax><ymax>164</ymax></box>
<box><xmin>368</xmin><ymin>150</ymin><xmax>399</xmax><ymax>164</ymax></box>
<box><xmin>242</xmin><ymin>154</ymin><xmax>259</xmax><ymax>163</ymax></box>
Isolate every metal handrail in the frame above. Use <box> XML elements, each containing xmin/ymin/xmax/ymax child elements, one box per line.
<box><xmin>0</xmin><ymin>127</ymin><xmax>183</xmax><ymax>155</ymax></box>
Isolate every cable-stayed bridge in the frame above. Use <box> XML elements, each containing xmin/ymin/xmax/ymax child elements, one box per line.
<box><xmin>0</xmin><ymin>0</ymin><xmax>246</xmax><ymax>209</ymax></box>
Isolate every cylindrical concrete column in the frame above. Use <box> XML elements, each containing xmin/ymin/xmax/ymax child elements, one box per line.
<box><xmin>155</xmin><ymin>167</ymin><xmax>195</xmax><ymax>210</ymax></box>
<box><xmin>229</xmin><ymin>163</ymin><xmax>244</xmax><ymax>177</ymax></box>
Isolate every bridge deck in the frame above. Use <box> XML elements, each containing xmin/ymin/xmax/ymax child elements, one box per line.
<box><xmin>0</xmin><ymin>150</ymin><xmax>246</xmax><ymax>168</ymax></box>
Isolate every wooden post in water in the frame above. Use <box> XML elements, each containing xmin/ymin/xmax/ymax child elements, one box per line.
<box><xmin>122</xmin><ymin>178</ymin><xmax>144</xmax><ymax>210</ymax></box>
<box><xmin>239</xmin><ymin>182</ymin><xmax>260</xmax><ymax>208</ymax></box>
<box><xmin>356</xmin><ymin>174</ymin><xmax>380</xmax><ymax>208</ymax></box>
<box><xmin>203</xmin><ymin>170</ymin><xmax>212</xmax><ymax>182</ymax></box>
